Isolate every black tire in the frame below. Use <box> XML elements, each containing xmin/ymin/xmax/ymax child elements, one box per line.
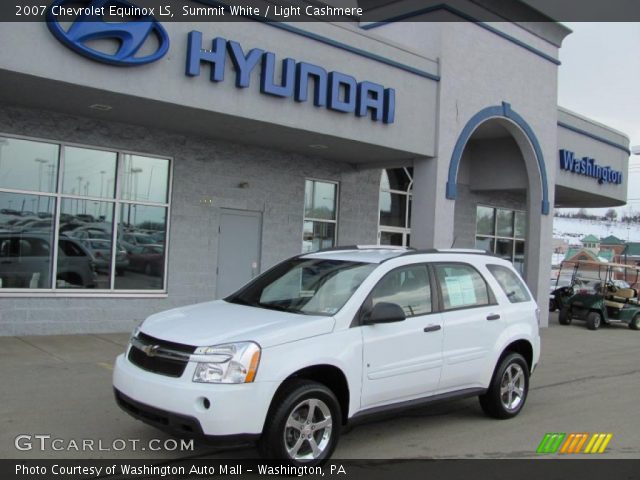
<box><xmin>629</xmin><ymin>314</ymin><xmax>640</xmax><ymax>330</ymax></box>
<box><xmin>548</xmin><ymin>298</ymin><xmax>556</xmax><ymax>312</ymax></box>
<box><xmin>479</xmin><ymin>352</ymin><xmax>529</xmax><ymax>419</ymax></box>
<box><xmin>558</xmin><ymin>306</ymin><xmax>572</xmax><ymax>325</ymax></box>
<box><xmin>258</xmin><ymin>379</ymin><xmax>341</xmax><ymax>466</ymax></box>
<box><xmin>586</xmin><ymin>311</ymin><xmax>602</xmax><ymax>330</ymax></box>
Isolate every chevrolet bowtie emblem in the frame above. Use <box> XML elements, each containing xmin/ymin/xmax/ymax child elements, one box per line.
<box><xmin>142</xmin><ymin>345</ymin><xmax>160</xmax><ymax>357</ymax></box>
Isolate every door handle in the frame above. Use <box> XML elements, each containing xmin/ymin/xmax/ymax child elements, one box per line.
<box><xmin>423</xmin><ymin>324</ymin><xmax>441</xmax><ymax>333</ymax></box>
<box><xmin>486</xmin><ymin>314</ymin><xmax>501</xmax><ymax>321</ymax></box>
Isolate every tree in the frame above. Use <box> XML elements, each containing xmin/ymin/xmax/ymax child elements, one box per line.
<box><xmin>604</xmin><ymin>208</ymin><xmax>618</xmax><ymax>221</ymax></box>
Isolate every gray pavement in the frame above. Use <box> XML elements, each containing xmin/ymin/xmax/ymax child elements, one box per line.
<box><xmin>1</xmin><ymin>313</ymin><xmax>639</xmax><ymax>459</ymax></box>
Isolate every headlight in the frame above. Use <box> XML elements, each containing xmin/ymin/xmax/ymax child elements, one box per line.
<box><xmin>192</xmin><ymin>342</ymin><xmax>261</xmax><ymax>384</ymax></box>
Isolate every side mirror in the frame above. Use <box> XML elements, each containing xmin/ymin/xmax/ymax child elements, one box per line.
<box><xmin>363</xmin><ymin>302</ymin><xmax>406</xmax><ymax>325</ymax></box>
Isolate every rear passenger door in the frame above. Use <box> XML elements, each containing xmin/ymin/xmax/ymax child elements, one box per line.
<box><xmin>434</xmin><ymin>262</ymin><xmax>502</xmax><ymax>391</ymax></box>
<box><xmin>360</xmin><ymin>264</ymin><xmax>443</xmax><ymax>408</ymax></box>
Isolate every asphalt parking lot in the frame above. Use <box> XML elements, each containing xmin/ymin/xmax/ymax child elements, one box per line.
<box><xmin>1</xmin><ymin>312</ymin><xmax>639</xmax><ymax>460</ymax></box>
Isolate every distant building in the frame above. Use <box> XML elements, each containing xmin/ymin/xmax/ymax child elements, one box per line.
<box><xmin>581</xmin><ymin>234</ymin><xmax>600</xmax><ymax>250</ymax></box>
<box><xmin>622</xmin><ymin>243</ymin><xmax>640</xmax><ymax>266</ymax></box>
<box><xmin>600</xmin><ymin>235</ymin><xmax>626</xmax><ymax>260</ymax></box>
<box><xmin>564</xmin><ymin>247</ymin><xmax>614</xmax><ymax>264</ymax></box>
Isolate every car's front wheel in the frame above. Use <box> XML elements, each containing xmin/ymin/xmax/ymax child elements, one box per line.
<box><xmin>629</xmin><ymin>313</ymin><xmax>640</xmax><ymax>330</ymax></box>
<box><xmin>586</xmin><ymin>311</ymin><xmax>602</xmax><ymax>330</ymax></box>
<box><xmin>259</xmin><ymin>379</ymin><xmax>341</xmax><ymax>466</ymax></box>
<box><xmin>558</xmin><ymin>306</ymin><xmax>572</xmax><ymax>325</ymax></box>
<box><xmin>479</xmin><ymin>352</ymin><xmax>529</xmax><ymax>419</ymax></box>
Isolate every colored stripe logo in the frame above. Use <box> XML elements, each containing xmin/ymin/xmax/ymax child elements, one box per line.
<box><xmin>537</xmin><ymin>433</ymin><xmax>612</xmax><ymax>454</ymax></box>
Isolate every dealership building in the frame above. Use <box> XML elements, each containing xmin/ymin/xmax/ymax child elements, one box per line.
<box><xmin>0</xmin><ymin>1</ymin><xmax>630</xmax><ymax>335</ymax></box>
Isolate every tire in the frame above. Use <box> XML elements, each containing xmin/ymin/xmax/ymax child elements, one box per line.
<box><xmin>558</xmin><ymin>306</ymin><xmax>572</xmax><ymax>325</ymax></box>
<box><xmin>258</xmin><ymin>379</ymin><xmax>341</xmax><ymax>466</ymax></box>
<box><xmin>548</xmin><ymin>298</ymin><xmax>556</xmax><ymax>312</ymax></box>
<box><xmin>586</xmin><ymin>311</ymin><xmax>602</xmax><ymax>330</ymax></box>
<box><xmin>479</xmin><ymin>352</ymin><xmax>529</xmax><ymax>419</ymax></box>
<box><xmin>629</xmin><ymin>314</ymin><xmax>640</xmax><ymax>331</ymax></box>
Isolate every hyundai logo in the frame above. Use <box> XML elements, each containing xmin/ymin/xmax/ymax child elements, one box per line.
<box><xmin>46</xmin><ymin>0</ymin><xmax>170</xmax><ymax>66</ymax></box>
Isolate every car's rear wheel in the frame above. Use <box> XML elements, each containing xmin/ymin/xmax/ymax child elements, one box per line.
<box><xmin>558</xmin><ymin>306</ymin><xmax>572</xmax><ymax>325</ymax></box>
<box><xmin>548</xmin><ymin>298</ymin><xmax>556</xmax><ymax>312</ymax></box>
<box><xmin>479</xmin><ymin>352</ymin><xmax>529</xmax><ymax>419</ymax></box>
<box><xmin>586</xmin><ymin>311</ymin><xmax>602</xmax><ymax>330</ymax></box>
<box><xmin>629</xmin><ymin>313</ymin><xmax>640</xmax><ymax>330</ymax></box>
<box><xmin>259</xmin><ymin>379</ymin><xmax>341</xmax><ymax>466</ymax></box>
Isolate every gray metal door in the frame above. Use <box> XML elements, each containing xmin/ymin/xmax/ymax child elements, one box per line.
<box><xmin>216</xmin><ymin>209</ymin><xmax>262</xmax><ymax>298</ymax></box>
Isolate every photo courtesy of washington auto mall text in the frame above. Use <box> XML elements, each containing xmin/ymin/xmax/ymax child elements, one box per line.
<box><xmin>2</xmin><ymin>0</ymin><xmax>640</xmax><ymax>479</ymax></box>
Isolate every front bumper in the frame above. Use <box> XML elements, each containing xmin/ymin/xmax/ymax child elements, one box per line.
<box><xmin>112</xmin><ymin>353</ymin><xmax>278</xmax><ymax>437</ymax></box>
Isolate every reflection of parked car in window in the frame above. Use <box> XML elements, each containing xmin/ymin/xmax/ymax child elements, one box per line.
<box><xmin>127</xmin><ymin>245</ymin><xmax>163</xmax><ymax>276</ymax></box>
<box><xmin>121</xmin><ymin>232</ymin><xmax>156</xmax><ymax>253</ymax></box>
<box><xmin>66</xmin><ymin>227</ymin><xmax>111</xmax><ymax>241</ymax></box>
<box><xmin>80</xmin><ymin>239</ymin><xmax>129</xmax><ymax>275</ymax></box>
<box><xmin>0</xmin><ymin>234</ymin><xmax>96</xmax><ymax>289</ymax></box>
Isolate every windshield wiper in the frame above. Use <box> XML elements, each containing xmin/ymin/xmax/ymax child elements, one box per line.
<box><xmin>257</xmin><ymin>302</ymin><xmax>308</xmax><ymax>315</ymax></box>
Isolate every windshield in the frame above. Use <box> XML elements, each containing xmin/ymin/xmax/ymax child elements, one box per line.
<box><xmin>226</xmin><ymin>258</ymin><xmax>377</xmax><ymax>316</ymax></box>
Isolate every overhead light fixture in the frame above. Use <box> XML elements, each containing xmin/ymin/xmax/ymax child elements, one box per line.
<box><xmin>89</xmin><ymin>104</ymin><xmax>113</xmax><ymax>111</ymax></box>
<box><xmin>309</xmin><ymin>144</ymin><xmax>328</xmax><ymax>149</ymax></box>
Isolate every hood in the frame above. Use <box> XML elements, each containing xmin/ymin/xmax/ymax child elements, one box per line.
<box><xmin>139</xmin><ymin>300</ymin><xmax>335</xmax><ymax>348</ymax></box>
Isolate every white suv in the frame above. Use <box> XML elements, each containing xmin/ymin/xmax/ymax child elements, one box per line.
<box><xmin>113</xmin><ymin>247</ymin><xmax>540</xmax><ymax>464</ymax></box>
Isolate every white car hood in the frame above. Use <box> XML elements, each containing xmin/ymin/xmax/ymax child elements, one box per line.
<box><xmin>140</xmin><ymin>300</ymin><xmax>335</xmax><ymax>348</ymax></box>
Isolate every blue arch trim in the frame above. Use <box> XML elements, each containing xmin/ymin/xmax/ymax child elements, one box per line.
<box><xmin>446</xmin><ymin>102</ymin><xmax>550</xmax><ymax>215</ymax></box>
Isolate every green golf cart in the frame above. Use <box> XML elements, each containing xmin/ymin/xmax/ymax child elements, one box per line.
<box><xmin>558</xmin><ymin>261</ymin><xmax>640</xmax><ymax>331</ymax></box>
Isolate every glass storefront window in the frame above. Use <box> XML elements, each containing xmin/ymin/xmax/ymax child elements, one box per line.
<box><xmin>303</xmin><ymin>180</ymin><xmax>338</xmax><ymax>253</ymax></box>
<box><xmin>475</xmin><ymin>206</ymin><xmax>526</xmax><ymax>272</ymax></box>
<box><xmin>476</xmin><ymin>206</ymin><xmax>495</xmax><ymax>236</ymax></box>
<box><xmin>115</xmin><ymin>204</ymin><xmax>167</xmax><ymax>290</ymax></box>
<box><xmin>0</xmin><ymin>135</ymin><xmax>171</xmax><ymax>293</ymax></box>
<box><xmin>62</xmin><ymin>147</ymin><xmax>117</xmax><ymax>199</ymax></box>
<box><xmin>496</xmin><ymin>209</ymin><xmax>514</xmax><ymax>237</ymax></box>
<box><xmin>0</xmin><ymin>137</ymin><xmax>59</xmax><ymax>194</ymax></box>
<box><xmin>304</xmin><ymin>180</ymin><xmax>337</xmax><ymax>221</ymax></box>
<box><xmin>121</xmin><ymin>154</ymin><xmax>170</xmax><ymax>204</ymax></box>
<box><xmin>302</xmin><ymin>220</ymin><xmax>336</xmax><ymax>253</ymax></box>
<box><xmin>379</xmin><ymin>167</ymin><xmax>413</xmax><ymax>246</ymax></box>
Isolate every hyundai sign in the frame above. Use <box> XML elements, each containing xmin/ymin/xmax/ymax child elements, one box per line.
<box><xmin>46</xmin><ymin>0</ymin><xmax>170</xmax><ymax>66</ymax></box>
<box><xmin>45</xmin><ymin>1</ymin><xmax>396</xmax><ymax>123</ymax></box>
<box><xmin>186</xmin><ymin>31</ymin><xmax>395</xmax><ymax>124</ymax></box>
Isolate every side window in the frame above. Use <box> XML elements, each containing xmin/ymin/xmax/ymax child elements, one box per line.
<box><xmin>487</xmin><ymin>264</ymin><xmax>531</xmax><ymax>303</ymax></box>
<box><xmin>435</xmin><ymin>263</ymin><xmax>491</xmax><ymax>310</ymax></box>
<box><xmin>370</xmin><ymin>265</ymin><xmax>431</xmax><ymax>317</ymax></box>
<box><xmin>59</xmin><ymin>240</ymin><xmax>86</xmax><ymax>257</ymax></box>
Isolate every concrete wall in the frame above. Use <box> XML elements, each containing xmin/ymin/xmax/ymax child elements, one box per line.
<box><xmin>0</xmin><ymin>104</ymin><xmax>380</xmax><ymax>335</ymax></box>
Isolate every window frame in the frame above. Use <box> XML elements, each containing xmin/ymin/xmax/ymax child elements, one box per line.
<box><xmin>378</xmin><ymin>167</ymin><xmax>413</xmax><ymax>247</ymax></box>
<box><xmin>432</xmin><ymin>261</ymin><xmax>498</xmax><ymax>313</ymax></box>
<box><xmin>302</xmin><ymin>178</ymin><xmax>339</xmax><ymax>253</ymax></box>
<box><xmin>486</xmin><ymin>264</ymin><xmax>532</xmax><ymax>304</ymax></box>
<box><xmin>475</xmin><ymin>204</ymin><xmax>526</xmax><ymax>273</ymax></box>
<box><xmin>354</xmin><ymin>263</ymin><xmax>438</xmax><ymax>326</ymax></box>
<box><xmin>0</xmin><ymin>132</ymin><xmax>173</xmax><ymax>297</ymax></box>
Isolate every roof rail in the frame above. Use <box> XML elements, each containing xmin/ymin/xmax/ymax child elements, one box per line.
<box><xmin>396</xmin><ymin>248</ymin><xmax>495</xmax><ymax>258</ymax></box>
<box><xmin>310</xmin><ymin>245</ymin><xmax>414</xmax><ymax>254</ymax></box>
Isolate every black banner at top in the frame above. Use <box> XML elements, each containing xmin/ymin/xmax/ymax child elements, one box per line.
<box><xmin>2</xmin><ymin>0</ymin><xmax>640</xmax><ymax>23</ymax></box>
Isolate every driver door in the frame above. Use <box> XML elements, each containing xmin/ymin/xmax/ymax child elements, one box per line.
<box><xmin>360</xmin><ymin>264</ymin><xmax>443</xmax><ymax>409</ymax></box>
